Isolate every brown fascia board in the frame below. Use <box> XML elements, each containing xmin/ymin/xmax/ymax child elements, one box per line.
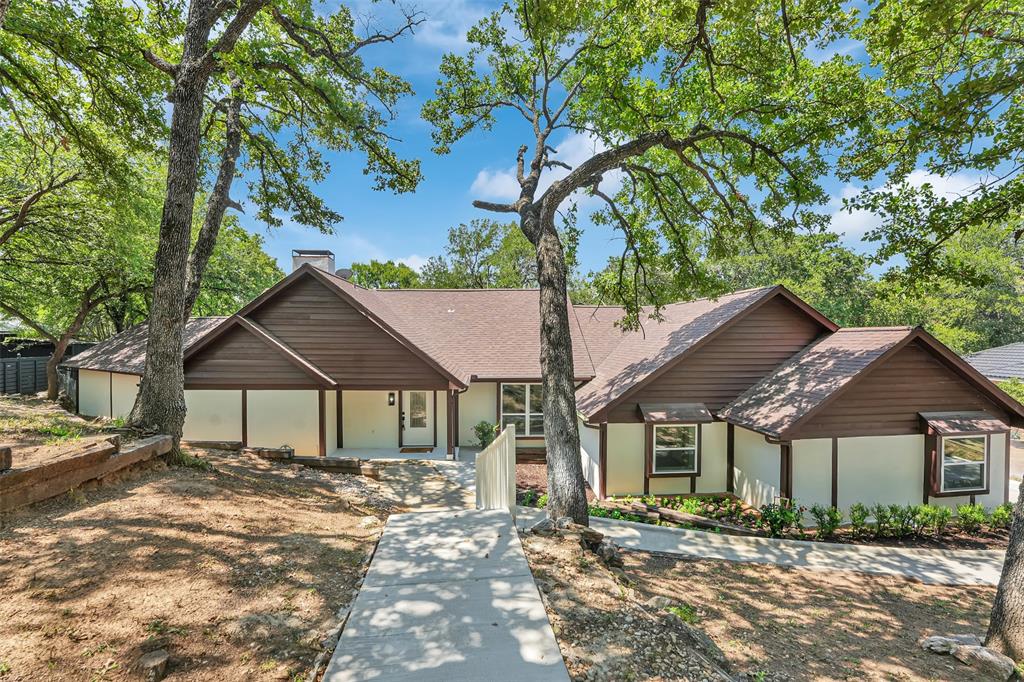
<box><xmin>234</xmin><ymin>317</ymin><xmax>338</xmax><ymax>388</ymax></box>
<box><xmin>780</xmin><ymin>326</ymin><xmax>1024</xmax><ymax>439</ymax></box>
<box><xmin>305</xmin><ymin>267</ymin><xmax>468</xmax><ymax>388</ymax></box>
<box><xmin>586</xmin><ymin>285</ymin><xmax>833</xmax><ymax>423</ymax></box>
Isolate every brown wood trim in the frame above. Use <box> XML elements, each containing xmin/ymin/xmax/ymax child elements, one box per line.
<box><xmin>74</xmin><ymin>369</ymin><xmax>80</xmax><ymax>415</ymax></box>
<box><xmin>445</xmin><ymin>390</ymin><xmax>455</xmax><ymax>455</ymax></box>
<box><xmin>185</xmin><ymin>382</ymin><xmax>323</xmax><ymax>390</ymax></box>
<box><xmin>241</xmin><ymin>389</ymin><xmax>248</xmax><ymax>448</ymax></box>
<box><xmin>235</xmin><ymin>316</ymin><xmax>338</xmax><ymax>388</ymax></box>
<box><xmin>454</xmin><ymin>390</ymin><xmax>461</xmax><ymax>447</ymax></box>
<box><xmin>779</xmin><ymin>443</ymin><xmax>793</xmax><ymax>499</ymax></box>
<box><xmin>643</xmin><ymin>425</ymin><xmax>650</xmax><ymax>494</ymax></box>
<box><xmin>318</xmin><ymin>389</ymin><xmax>326</xmax><ymax>457</ymax></box>
<box><xmin>591</xmin><ymin>286</ymin><xmax>836</xmax><ymax>422</ymax></box>
<box><xmin>726</xmin><ymin>423</ymin><xmax>735</xmax><ymax>493</ymax></box>
<box><xmin>433</xmin><ymin>390</ymin><xmax>438</xmax><ymax>448</ymax></box>
<box><xmin>690</xmin><ymin>476</ymin><xmax>697</xmax><ymax>494</ymax></box>
<box><xmin>599</xmin><ymin>423</ymin><xmax>608</xmax><ymax>499</ymax></box>
<box><xmin>336</xmin><ymin>389</ymin><xmax>343</xmax><ymax>449</ymax></box>
<box><xmin>1006</xmin><ymin>432</ymin><xmax>1012</xmax><ymax>504</ymax></box>
<box><xmin>830</xmin><ymin>437</ymin><xmax>838</xmax><ymax>508</ymax></box>
<box><xmin>398</xmin><ymin>389</ymin><xmax>403</xmax><ymax>448</ymax></box>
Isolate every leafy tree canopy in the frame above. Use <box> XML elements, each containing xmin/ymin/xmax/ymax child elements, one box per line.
<box><xmin>348</xmin><ymin>259</ymin><xmax>421</xmax><ymax>289</ymax></box>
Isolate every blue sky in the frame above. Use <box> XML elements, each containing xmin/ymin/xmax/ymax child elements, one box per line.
<box><xmin>237</xmin><ymin>0</ymin><xmax>984</xmax><ymax>277</ymax></box>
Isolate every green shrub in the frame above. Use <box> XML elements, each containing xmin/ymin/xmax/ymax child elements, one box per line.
<box><xmin>759</xmin><ymin>499</ymin><xmax>802</xmax><ymax>538</ymax></box>
<box><xmin>474</xmin><ymin>421</ymin><xmax>498</xmax><ymax>448</ymax></box>
<box><xmin>871</xmin><ymin>503</ymin><xmax>892</xmax><ymax>537</ymax></box>
<box><xmin>536</xmin><ymin>493</ymin><xmax>549</xmax><ymax>508</ymax></box>
<box><xmin>809</xmin><ymin>504</ymin><xmax>843</xmax><ymax>538</ymax></box>
<box><xmin>890</xmin><ymin>504</ymin><xmax>917</xmax><ymax>537</ymax></box>
<box><xmin>521</xmin><ymin>490</ymin><xmax>537</xmax><ymax>507</ymax></box>
<box><xmin>849</xmin><ymin>503</ymin><xmax>869</xmax><ymax>537</ymax></box>
<box><xmin>990</xmin><ymin>502</ymin><xmax>1014</xmax><ymax>530</ymax></box>
<box><xmin>933</xmin><ymin>505</ymin><xmax>952</xmax><ymax>535</ymax></box>
<box><xmin>957</xmin><ymin>503</ymin><xmax>987</xmax><ymax>534</ymax></box>
<box><xmin>913</xmin><ymin>505</ymin><xmax>936</xmax><ymax>535</ymax></box>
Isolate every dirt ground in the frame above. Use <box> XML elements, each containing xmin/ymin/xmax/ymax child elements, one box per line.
<box><xmin>0</xmin><ymin>394</ymin><xmax>111</xmax><ymax>469</ymax></box>
<box><xmin>0</xmin><ymin>449</ymin><xmax>393</xmax><ymax>681</ymax></box>
<box><xmin>624</xmin><ymin>551</ymin><xmax>997</xmax><ymax>681</ymax></box>
<box><xmin>517</xmin><ymin>461</ymin><xmax>595</xmax><ymax>501</ymax></box>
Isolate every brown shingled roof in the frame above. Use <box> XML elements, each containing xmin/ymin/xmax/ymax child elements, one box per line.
<box><xmin>576</xmin><ymin>287</ymin><xmax>791</xmax><ymax>420</ymax></box>
<box><xmin>62</xmin><ymin>317</ymin><xmax>227</xmax><ymax>375</ymax></box>
<box><xmin>718</xmin><ymin>327</ymin><xmax>916</xmax><ymax>438</ymax></box>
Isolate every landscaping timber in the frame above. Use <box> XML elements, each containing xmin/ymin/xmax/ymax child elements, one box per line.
<box><xmin>0</xmin><ymin>446</ymin><xmax>10</xmax><ymax>472</ymax></box>
<box><xmin>0</xmin><ymin>435</ymin><xmax>172</xmax><ymax>512</ymax></box>
<box><xmin>182</xmin><ymin>440</ymin><xmax>242</xmax><ymax>451</ymax></box>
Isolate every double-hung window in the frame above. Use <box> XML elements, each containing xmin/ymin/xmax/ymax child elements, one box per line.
<box><xmin>652</xmin><ymin>424</ymin><xmax>698</xmax><ymax>474</ymax></box>
<box><xmin>940</xmin><ymin>434</ymin><xmax>988</xmax><ymax>493</ymax></box>
<box><xmin>500</xmin><ymin>383</ymin><xmax>543</xmax><ymax>436</ymax></box>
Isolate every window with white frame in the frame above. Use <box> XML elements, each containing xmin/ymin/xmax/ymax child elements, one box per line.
<box><xmin>500</xmin><ymin>383</ymin><xmax>543</xmax><ymax>436</ymax></box>
<box><xmin>940</xmin><ymin>434</ymin><xmax>988</xmax><ymax>493</ymax></box>
<box><xmin>652</xmin><ymin>424</ymin><xmax>698</xmax><ymax>474</ymax></box>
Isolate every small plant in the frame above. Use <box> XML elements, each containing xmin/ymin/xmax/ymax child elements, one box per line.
<box><xmin>759</xmin><ymin>498</ymin><xmax>802</xmax><ymax>538</ymax></box>
<box><xmin>665</xmin><ymin>604</ymin><xmax>699</xmax><ymax>624</ymax></box>
<box><xmin>536</xmin><ymin>493</ymin><xmax>548</xmax><ymax>508</ymax></box>
<box><xmin>521</xmin><ymin>489</ymin><xmax>536</xmax><ymax>507</ymax></box>
<box><xmin>849</xmin><ymin>503</ymin><xmax>869</xmax><ymax>537</ymax></box>
<box><xmin>913</xmin><ymin>504</ymin><xmax>936</xmax><ymax>535</ymax></box>
<box><xmin>956</xmin><ymin>503</ymin><xmax>987</xmax><ymax>534</ymax></box>
<box><xmin>933</xmin><ymin>505</ymin><xmax>953</xmax><ymax>535</ymax></box>
<box><xmin>641</xmin><ymin>494</ymin><xmax>658</xmax><ymax>507</ymax></box>
<box><xmin>991</xmin><ymin>502</ymin><xmax>1014</xmax><ymax>530</ymax></box>
<box><xmin>474</xmin><ymin>421</ymin><xmax>498</xmax><ymax>448</ymax></box>
<box><xmin>871</xmin><ymin>503</ymin><xmax>892</xmax><ymax>538</ymax></box>
<box><xmin>889</xmin><ymin>504</ymin><xmax>917</xmax><ymax>538</ymax></box>
<box><xmin>809</xmin><ymin>504</ymin><xmax>843</xmax><ymax>538</ymax></box>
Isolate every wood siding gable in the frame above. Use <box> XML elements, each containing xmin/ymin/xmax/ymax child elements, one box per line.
<box><xmin>185</xmin><ymin>325</ymin><xmax>321</xmax><ymax>388</ymax></box>
<box><xmin>248</xmin><ymin>276</ymin><xmax>448</xmax><ymax>389</ymax></box>
<box><xmin>790</xmin><ymin>339</ymin><xmax>1012</xmax><ymax>439</ymax></box>
<box><xmin>606</xmin><ymin>295</ymin><xmax>827</xmax><ymax>422</ymax></box>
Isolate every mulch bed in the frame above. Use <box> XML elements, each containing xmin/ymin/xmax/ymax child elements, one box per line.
<box><xmin>517</xmin><ymin>461</ymin><xmax>595</xmax><ymax>501</ymax></box>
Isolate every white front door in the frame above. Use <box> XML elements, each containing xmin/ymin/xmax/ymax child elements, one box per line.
<box><xmin>402</xmin><ymin>390</ymin><xmax>433</xmax><ymax>446</ymax></box>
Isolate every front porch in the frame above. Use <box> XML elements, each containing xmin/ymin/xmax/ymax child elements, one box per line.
<box><xmin>327</xmin><ymin>445</ymin><xmax>481</xmax><ymax>463</ymax></box>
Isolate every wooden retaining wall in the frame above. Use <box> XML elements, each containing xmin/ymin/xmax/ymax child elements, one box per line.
<box><xmin>0</xmin><ymin>435</ymin><xmax>173</xmax><ymax>512</ymax></box>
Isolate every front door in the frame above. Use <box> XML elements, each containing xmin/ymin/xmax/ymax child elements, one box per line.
<box><xmin>402</xmin><ymin>390</ymin><xmax>433</xmax><ymax>446</ymax></box>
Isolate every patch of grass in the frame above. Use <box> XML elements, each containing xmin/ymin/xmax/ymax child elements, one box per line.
<box><xmin>0</xmin><ymin>660</ymin><xmax>10</xmax><ymax>676</ymax></box>
<box><xmin>174</xmin><ymin>450</ymin><xmax>215</xmax><ymax>471</ymax></box>
<box><xmin>665</xmin><ymin>604</ymin><xmax>700</xmax><ymax>624</ymax></box>
<box><xmin>146</xmin><ymin>619</ymin><xmax>187</xmax><ymax>638</ymax></box>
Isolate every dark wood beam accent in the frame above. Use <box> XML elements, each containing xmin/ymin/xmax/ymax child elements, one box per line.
<box><xmin>398</xmin><ymin>389</ymin><xmax>403</xmax><ymax>448</ymax></box>
<box><xmin>318</xmin><ymin>389</ymin><xmax>326</xmax><ymax>457</ymax></box>
<box><xmin>446</xmin><ymin>390</ymin><xmax>455</xmax><ymax>455</ymax></box>
<box><xmin>241</xmin><ymin>389</ymin><xmax>248</xmax><ymax>448</ymax></box>
<box><xmin>830</xmin><ymin>437</ymin><xmax>838</xmax><ymax>508</ymax></box>
<box><xmin>780</xmin><ymin>443</ymin><xmax>793</xmax><ymax>499</ymax></box>
<box><xmin>599</xmin><ymin>423</ymin><xmax>608</xmax><ymax>499</ymax></box>
<box><xmin>726</xmin><ymin>423</ymin><xmax>735</xmax><ymax>493</ymax></box>
<box><xmin>433</xmin><ymin>390</ymin><xmax>438</xmax><ymax>448</ymax></box>
<box><xmin>336</xmin><ymin>389</ymin><xmax>343</xmax><ymax>449</ymax></box>
<box><xmin>454</xmin><ymin>390</ymin><xmax>461</xmax><ymax>447</ymax></box>
<box><xmin>643</xmin><ymin>424</ymin><xmax>650</xmax><ymax>495</ymax></box>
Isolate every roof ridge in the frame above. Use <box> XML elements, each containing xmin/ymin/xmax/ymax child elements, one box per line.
<box><xmin>836</xmin><ymin>325</ymin><xmax>914</xmax><ymax>332</ymax></box>
<box><xmin>378</xmin><ymin>287</ymin><xmax>542</xmax><ymax>292</ymax></box>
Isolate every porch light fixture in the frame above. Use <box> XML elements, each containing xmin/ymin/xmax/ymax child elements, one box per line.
<box><xmin>388</xmin><ymin>392</ymin><xmax>396</xmax><ymax>406</ymax></box>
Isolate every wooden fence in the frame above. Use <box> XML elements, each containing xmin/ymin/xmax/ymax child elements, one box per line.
<box><xmin>475</xmin><ymin>424</ymin><xmax>517</xmax><ymax>517</ymax></box>
<box><xmin>0</xmin><ymin>357</ymin><xmax>48</xmax><ymax>395</ymax></box>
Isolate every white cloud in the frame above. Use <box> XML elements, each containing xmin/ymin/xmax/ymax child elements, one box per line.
<box><xmin>469</xmin><ymin>132</ymin><xmax>622</xmax><ymax>211</ymax></box>
<box><xmin>829</xmin><ymin>170</ymin><xmax>987</xmax><ymax>245</ymax></box>
<box><xmin>398</xmin><ymin>254</ymin><xmax>428</xmax><ymax>271</ymax></box>
<box><xmin>411</xmin><ymin>0</ymin><xmax>487</xmax><ymax>53</ymax></box>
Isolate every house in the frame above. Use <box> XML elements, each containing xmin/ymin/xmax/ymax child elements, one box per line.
<box><xmin>967</xmin><ymin>342</ymin><xmax>1024</xmax><ymax>383</ymax></box>
<box><xmin>63</xmin><ymin>250</ymin><xmax>1024</xmax><ymax>511</ymax></box>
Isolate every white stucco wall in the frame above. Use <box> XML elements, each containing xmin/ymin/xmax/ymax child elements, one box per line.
<box><xmin>792</xmin><ymin>438</ymin><xmax>833</xmax><ymax>510</ymax></box>
<box><xmin>836</xmin><ymin>435</ymin><xmax>922</xmax><ymax>509</ymax></box>
<box><xmin>325</xmin><ymin>390</ymin><xmax>337</xmax><ymax>453</ymax></box>
<box><xmin>695</xmin><ymin>421</ymin><xmax>728</xmax><ymax>494</ymax></box>
<box><xmin>183</xmin><ymin>389</ymin><xmax>242</xmax><ymax>441</ymax></box>
<box><xmin>733</xmin><ymin>426</ymin><xmax>781</xmax><ymax>508</ymax></box>
<box><xmin>110</xmin><ymin>372</ymin><xmax>140</xmax><ymax>418</ymax></box>
<box><xmin>605</xmin><ymin>423</ymin><xmax>645</xmax><ymax>495</ymax></box>
<box><xmin>434</xmin><ymin>390</ymin><xmax>447</xmax><ymax>449</ymax></box>
<box><xmin>458</xmin><ymin>381</ymin><xmax>496</xmax><ymax>446</ymax></box>
<box><xmin>342</xmin><ymin>390</ymin><xmax>398</xmax><ymax>449</ymax></box>
<box><xmin>579</xmin><ymin>420</ymin><xmax>602</xmax><ymax>496</ymax></box>
<box><xmin>78</xmin><ymin>369</ymin><xmax>111</xmax><ymax>418</ymax></box>
<box><xmin>247</xmin><ymin>390</ymin><xmax>319</xmax><ymax>456</ymax></box>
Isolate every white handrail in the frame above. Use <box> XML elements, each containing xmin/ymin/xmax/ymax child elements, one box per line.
<box><xmin>475</xmin><ymin>424</ymin><xmax>516</xmax><ymax>518</ymax></box>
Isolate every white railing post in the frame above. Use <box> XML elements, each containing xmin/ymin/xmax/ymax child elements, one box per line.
<box><xmin>475</xmin><ymin>423</ymin><xmax>516</xmax><ymax>517</ymax></box>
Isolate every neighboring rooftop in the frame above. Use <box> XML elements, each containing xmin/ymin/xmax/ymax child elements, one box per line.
<box><xmin>966</xmin><ymin>342</ymin><xmax>1024</xmax><ymax>382</ymax></box>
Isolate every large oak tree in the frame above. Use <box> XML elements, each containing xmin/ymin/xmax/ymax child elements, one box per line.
<box><xmin>424</xmin><ymin>0</ymin><xmax>869</xmax><ymax>523</ymax></box>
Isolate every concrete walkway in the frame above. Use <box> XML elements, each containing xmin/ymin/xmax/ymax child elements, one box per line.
<box><xmin>516</xmin><ymin>506</ymin><xmax>1004</xmax><ymax>586</ymax></box>
<box><xmin>324</xmin><ymin>508</ymin><xmax>568</xmax><ymax>682</ymax></box>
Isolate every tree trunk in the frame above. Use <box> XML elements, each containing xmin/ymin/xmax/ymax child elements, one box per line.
<box><xmin>128</xmin><ymin>57</ymin><xmax>212</xmax><ymax>446</ymax></box>
<box><xmin>183</xmin><ymin>80</ymin><xmax>244</xmax><ymax>320</ymax></box>
<box><xmin>986</xmin><ymin>477</ymin><xmax>1024</xmax><ymax>659</ymax></box>
<box><xmin>534</xmin><ymin>219</ymin><xmax>588</xmax><ymax>525</ymax></box>
<box><xmin>46</xmin><ymin>338</ymin><xmax>70</xmax><ymax>401</ymax></box>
